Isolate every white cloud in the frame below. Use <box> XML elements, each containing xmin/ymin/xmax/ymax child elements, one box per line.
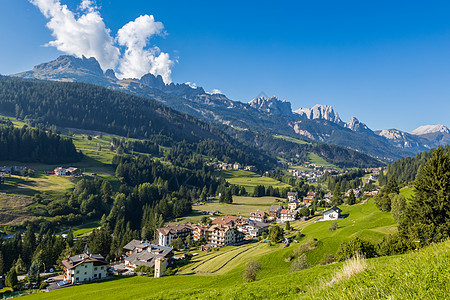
<box><xmin>185</xmin><ymin>82</ymin><xmax>198</xmax><ymax>89</ymax></box>
<box><xmin>117</xmin><ymin>15</ymin><xmax>173</xmax><ymax>82</ymax></box>
<box><xmin>30</xmin><ymin>0</ymin><xmax>174</xmax><ymax>83</ymax></box>
<box><xmin>211</xmin><ymin>89</ymin><xmax>222</xmax><ymax>94</ymax></box>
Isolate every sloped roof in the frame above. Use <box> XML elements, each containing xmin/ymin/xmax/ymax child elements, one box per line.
<box><xmin>157</xmin><ymin>224</ymin><xmax>194</xmax><ymax>236</ymax></box>
<box><xmin>268</xmin><ymin>204</ymin><xmax>282</xmax><ymax>212</ymax></box>
<box><xmin>62</xmin><ymin>253</ymin><xmax>108</xmax><ymax>270</ymax></box>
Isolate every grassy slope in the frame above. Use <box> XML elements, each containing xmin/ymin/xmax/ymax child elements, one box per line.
<box><xmin>218</xmin><ymin>169</ymin><xmax>291</xmax><ymax>193</ymax></box>
<box><xmin>308</xmin><ymin>153</ymin><xmax>339</xmax><ymax>169</ymax></box>
<box><xmin>178</xmin><ymin>196</ymin><xmax>282</xmax><ymax>224</ymax></box>
<box><xmin>26</xmin><ymin>199</ymin><xmax>412</xmax><ymax>300</ymax></box>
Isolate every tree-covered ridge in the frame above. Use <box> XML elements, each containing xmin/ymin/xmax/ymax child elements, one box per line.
<box><xmin>0</xmin><ymin>125</ymin><xmax>81</xmax><ymax>164</ymax></box>
<box><xmin>0</xmin><ymin>76</ymin><xmax>276</xmax><ymax>170</ymax></box>
<box><xmin>387</xmin><ymin>145</ymin><xmax>450</xmax><ymax>183</ymax></box>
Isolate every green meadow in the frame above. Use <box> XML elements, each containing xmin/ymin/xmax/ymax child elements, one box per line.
<box><xmin>218</xmin><ymin>169</ymin><xmax>292</xmax><ymax>193</ymax></box>
<box><xmin>23</xmin><ymin>198</ymin><xmax>434</xmax><ymax>300</ymax></box>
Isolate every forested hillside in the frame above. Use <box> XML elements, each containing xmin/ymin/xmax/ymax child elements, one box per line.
<box><xmin>0</xmin><ymin>125</ymin><xmax>81</xmax><ymax>163</ymax></box>
<box><xmin>387</xmin><ymin>145</ymin><xmax>450</xmax><ymax>183</ymax></box>
<box><xmin>0</xmin><ymin>76</ymin><xmax>275</xmax><ymax>170</ymax></box>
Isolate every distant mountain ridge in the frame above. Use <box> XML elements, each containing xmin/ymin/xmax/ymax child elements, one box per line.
<box><xmin>11</xmin><ymin>55</ymin><xmax>450</xmax><ymax>160</ymax></box>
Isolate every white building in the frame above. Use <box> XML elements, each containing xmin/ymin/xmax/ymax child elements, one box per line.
<box><xmin>323</xmin><ymin>206</ymin><xmax>342</xmax><ymax>221</ymax></box>
<box><xmin>157</xmin><ymin>224</ymin><xmax>193</xmax><ymax>247</ymax></box>
<box><xmin>279</xmin><ymin>209</ymin><xmax>297</xmax><ymax>223</ymax></box>
<box><xmin>62</xmin><ymin>253</ymin><xmax>108</xmax><ymax>284</ymax></box>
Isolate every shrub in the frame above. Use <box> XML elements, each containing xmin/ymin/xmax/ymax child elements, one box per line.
<box><xmin>134</xmin><ymin>265</ymin><xmax>154</xmax><ymax>274</ymax></box>
<box><xmin>290</xmin><ymin>254</ymin><xmax>311</xmax><ymax>272</ymax></box>
<box><xmin>336</xmin><ymin>237</ymin><xmax>376</xmax><ymax>261</ymax></box>
<box><xmin>320</xmin><ymin>253</ymin><xmax>337</xmax><ymax>265</ymax></box>
<box><xmin>377</xmin><ymin>233</ymin><xmax>412</xmax><ymax>256</ymax></box>
<box><xmin>39</xmin><ymin>282</ymin><xmax>49</xmax><ymax>289</ymax></box>
<box><xmin>242</xmin><ymin>260</ymin><xmax>262</xmax><ymax>282</ymax></box>
<box><xmin>329</xmin><ymin>221</ymin><xmax>339</xmax><ymax>231</ymax></box>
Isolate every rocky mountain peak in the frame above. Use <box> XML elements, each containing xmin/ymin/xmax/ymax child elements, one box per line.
<box><xmin>410</xmin><ymin>124</ymin><xmax>450</xmax><ymax>135</ymax></box>
<box><xmin>293</xmin><ymin>104</ymin><xmax>343</xmax><ymax>125</ymax></box>
<box><xmin>248</xmin><ymin>96</ymin><xmax>292</xmax><ymax>116</ymax></box>
<box><xmin>139</xmin><ymin>73</ymin><xmax>166</xmax><ymax>90</ymax></box>
<box><xmin>344</xmin><ymin>116</ymin><xmax>371</xmax><ymax>133</ymax></box>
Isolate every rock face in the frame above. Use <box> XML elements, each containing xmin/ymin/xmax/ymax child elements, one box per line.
<box><xmin>293</xmin><ymin>104</ymin><xmax>343</xmax><ymax>125</ymax></box>
<box><xmin>344</xmin><ymin>117</ymin><xmax>371</xmax><ymax>133</ymax></box>
<box><xmin>248</xmin><ymin>96</ymin><xmax>292</xmax><ymax>116</ymax></box>
<box><xmin>411</xmin><ymin>124</ymin><xmax>450</xmax><ymax>135</ymax></box>
<box><xmin>12</xmin><ymin>55</ymin><xmax>450</xmax><ymax>160</ymax></box>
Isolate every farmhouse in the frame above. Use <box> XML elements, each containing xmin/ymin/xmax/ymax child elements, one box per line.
<box><xmin>157</xmin><ymin>224</ymin><xmax>194</xmax><ymax>247</ymax></box>
<box><xmin>323</xmin><ymin>206</ymin><xmax>342</xmax><ymax>221</ymax></box>
<box><xmin>62</xmin><ymin>253</ymin><xmax>109</xmax><ymax>284</ymax></box>
<box><xmin>54</xmin><ymin>167</ymin><xmax>83</xmax><ymax>176</ymax></box>
<box><xmin>233</xmin><ymin>162</ymin><xmax>242</xmax><ymax>170</ymax></box>
<box><xmin>244</xmin><ymin>165</ymin><xmax>256</xmax><ymax>172</ymax></box>
<box><xmin>287</xmin><ymin>192</ymin><xmax>298</xmax><ymax>201</ymax></box>
<box><xmin>279</xmin><ymin>209</ymin><xmax>297</xmax><ymax>222</ymax></box>
<box><xmin>212</xmin><ymin>215</ymin><xmax>248</xmax><ymax>227</ymax></box>
<box><xmin>268</xmin><ymin>204</ymin><xmax>282</xmax><ymax>220</ymax></box>
<box><xmin>249</xmin><ymin>210</ymin><xmax>268</xmax><ymax>223</ymax></box>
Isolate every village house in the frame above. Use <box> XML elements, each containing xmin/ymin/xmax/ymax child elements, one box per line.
<box><xmin>307</xmin><ymin>191</ymin><xmax>317</xmax><ymax>198</ymax></box>
<box><xmin>208</xmin><ymin>224</ymin><xmax>245</xmax><ymax>247</ymax></box>
<box><xmin>62</xmin><ymin>253</ymin><xmax>109</xmax><ymax>284</ymax></box>
<box><xmin>323</xmin><ymin>206</ymin><xmax>342</xmax><ymax>221</ymax></box>
<box><xmin>123</xmin><ymin>241</ymin><xmax>173</xmax><ymax>270</ymax></box>
<box><xmin>212</xmin><ymin>215</ymin><xmax>248</xmax><ymax>227</ymax></box>
<box><xmin>303</xmin><ymin>196</ymin><xmax>314</xmax><ymax>204</ymax></box>
<box><xmin>249</xmin><ymin>210</ymin><xmax>268</xmax><ymax>223</ymax></box>
<box><xmin>244</xmin><ymin>165</ymin><xmax>256</xmax><ymax>172</ymax></box>
<box><xmin>54</xmin><ymin>167</ymin><xmax>83</xmax><ymax>176</ymax></box>
<box><xmin>157</xmin><ymin>224</ymin><xmax>194</xmax><ymax>247</ymax></box>
<box><xmin>279</xmin><ymin>209</ymin><xmax>297</xmax><ymax>222</ymax></box>
<box><xmin>233</xmin><ymin>162</ymin><xmax>242</xmax><ymax>170</ymax></box>
<box><xmin>192</xmin><ymin>224</ymin><xmax>209</xmax><ymax>242</ymax></box>
<box><xmin>287</xmin><ymin>192</ymin><xmax>298</xmax><ymax>202</ymax></box>
<box><xmin>240</xmin><ymin>221</ymin><xmax>270</xmax><ymax>238</ymax></box>
<box><xmin>268</xmin><ymin>204</ymin><xmax>282</xmax><ymax>220</ymax></box>
<box><xmin>288</xmin><ymin>200</ymin><xmax>300</xmax><ymax>210</ymax></box>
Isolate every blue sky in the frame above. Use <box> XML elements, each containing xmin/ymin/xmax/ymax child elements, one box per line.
<box><xmin>1</xmin><ymin>0</ymin><xmax>450</xmax><ymax>132</ymax></box>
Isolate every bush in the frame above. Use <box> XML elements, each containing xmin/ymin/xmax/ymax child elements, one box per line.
<box><xmin>290</xmin><ymin>254</ymin><xmax>311</xmax><ymax>272</ymax></box>
<box><xmin>134</xmin><ymin>265</ymin><xmax>154</xmax><ymax>274</ymax></box>
<box><xmin>242</xmin><ymin>260</ymin><xmax>262</xmax><ymax>282</ymax></box>
<box><xmin>329</xmin><ymin>221</ymin><xmax>339</xmax><ymax>231</ymax></box>
<box><xmin>320</xmin><ymin>253</ymin><xmax>336</xmax><ymax>265</ymax></box>
<box><xmin>39</xmin><ymin>282</ymin><xmax>49</xmax><ymax>289</ymax></box>
<box><xmin>336</xmin><ymin>237</ymin><xmax>377</xmax><ymax>261</ymax></box>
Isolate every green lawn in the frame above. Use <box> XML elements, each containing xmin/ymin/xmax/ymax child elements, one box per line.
<box><xmin>218</xmin><ymin>169</ymin><xmax>292</xmax><ymax>193</ymax></box>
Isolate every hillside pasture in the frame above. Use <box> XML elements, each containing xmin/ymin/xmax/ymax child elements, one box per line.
<box><xmin>218</xmin><ymin>169</ymin><xmax>291</xmax><ymax>193</ymax></box>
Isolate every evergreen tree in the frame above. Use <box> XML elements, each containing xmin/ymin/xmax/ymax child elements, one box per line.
<box><xmin>401</xmin><ymin>147</ymin><xmax>450</xmax><ymax>240</ymax></box>
<box><xmin>285</xmin><ymin>221</ymin><xmax>290</xmax><ymax>231</ymax></box>
<box><xmin>391</xmin><ymin>194</ymin><xmax>406</xmax><ymax>223</ymax></box>
<box><xmin>27</xmin><ymin>261</ymin><xmax>39</xmax><ymax>283</ymax></box>
<box><xmin>269</xmin><ymin>225</ymin><xmax>283</xmax><ymax>243</ymax></box>
<box><xmin>384</xmin><ymin>175</ymin><xmax>400</xmax><ymax>194</ymax></box>
<box><xmin>347</xmin><ymin>190</ymin><xmax>356</xmax><ymax>205</ymax></box>
<box><xmin>0</xmin><ymin>251</ymin><xmax>4</xmax><ymax>275</ymax></box>
<box><xmin>5</xmin><ymin>267</ymin><xmax>17</xmax><ymax>288</ymax></box>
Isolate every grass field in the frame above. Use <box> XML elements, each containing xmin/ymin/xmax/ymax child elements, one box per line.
<box><xmin>24</xmin><ymin>198</ymin><xmax>450</xmax><ymax>300</ymax></box>
<box><xmin>71</xmin><ymin>221</ymin><xmax>101</xmax><ymax>238</ymax></box>
<box><xmin>179</xmin><ymin>196</ymin><xmax>283</xmax><ymax>223</ymax></box>
<box><xmin>218</xmin><ymin>169</ymin><xmax>292</xmax><ymax>193</ymax></box>
<box><xmin>308</xmin><ymin>153</ymin><xmax>339</xmax><ymax>169</ymax></box>
<box><xmin>273</xmin><ymin>135</ymin><xmax>310</xmax><ymax>145</ymax></box>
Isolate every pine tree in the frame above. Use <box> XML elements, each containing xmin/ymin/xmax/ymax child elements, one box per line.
<box><xmin>384</xmin><ymin>175</ymin><xmax>400</xmax><ymax>194</ymax></box>
<box><xmin>285</xmin><ymin>221</ymin><xmax>291</xmax><ymax>231</ymax></box>
<box><xmin>28</xmin><ymin>261</ymin><xmax>39</xmax><ymax>283</ymax></box>
<box><xmin>5</xmin><ymin>267</ymin><xmax>18</xmax><ymax>288</ymax></box>
<box><xmin>348</xmin><ymin>190</ymin><xmax>356</xmax><ymax>205</ymax></box>
<box><xmin>402</xmin><ymin>147</ymin><xmax>450</xmax><ymax>238</ymax></box>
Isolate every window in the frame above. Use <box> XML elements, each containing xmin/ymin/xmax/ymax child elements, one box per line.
<box><xmin>85</xmin><ymin>265</ymin><xmax>87</xmax><ymax>268</ymax></box>
<box><xmin>101</xmin><ymin>267</ymin><xmax>104</xmax><ymax>270</ymax></box>
<box><xmin>76</xmin><ymin>270</ymin><xmax>79</xmax><ymax>274</ymax></box>
<box><xmin>84</xmin><ymin>272</ymin><xmax>87</xmax><ymax>275</ymax></box>
<box><xmin>94</xmin><ymin>267</ymin><xmax>97</xmax><ymax>271</ymax></box>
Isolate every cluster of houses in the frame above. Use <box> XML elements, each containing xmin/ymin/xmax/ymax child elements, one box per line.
<box><xmin>156</xmin><ymin>216</ymin><xmax>270</xmax><ymax>250</ymax></box>
<box><xmin>288</xmin><ymin>165</ymin><xmax>339</xmax><ymax>182</ymax></box>
<box><xmin>207</xmin><ymin>162</ymin><xmax>257</xmax><ymax>172</ymax></box>
<box><xmin>0</xmin><ymin>166</ymin><xmax>27</xmax><ymax>176</ymax></box>
<box><xmin>53</xmin><ymin>167</ymin><xmax>83</xmax><ymax>176</ymax></box>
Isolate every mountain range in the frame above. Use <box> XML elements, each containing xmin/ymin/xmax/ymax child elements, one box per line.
<box><xmin>12</xmin><ymin>55</ymin><xmax>450</xmax><ymax>161</ymax></box>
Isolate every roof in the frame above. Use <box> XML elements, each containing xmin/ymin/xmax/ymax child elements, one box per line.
<box><xmin>212</xmin><ymin>216</ymin><xmax>248</xmax><ymax>226</ymax></box>
<box><xmin>268</xmin><ymin>204</ymin><xmax>282</xmax><ymax>212</ymax></box>
<box><xmin>249</xmin><ymin>210</ymin><xmax>267</xmax><ymax>218</ymax></box>
<box><xmin>208</xmin><ymin>224</ymin><xmax>233</xmax><ymax>233</ymax></box>
<box><xmin>62</xmin><ymin>253</ymin><xmax>108</xmax><ymax>270</ymax></box>
<box><xmin>323</xmin><ymin>206</ymin><xmax>342</xmax><ymax>215</ymax></box>
<box><xmin>123</xmin><ymin>239</ymin><xmax>150</xmax><ymax>251</ymax></box>
<box><xmin>157</xmin><ymin>224</ymin><xmax>194</xmax><ymax>236</ymax></box>
<box><xmin>287</xmin><ymin>192</ymin><xmax>298</xmax><ymax>196</ymax></box>
<box><xmin>280</xmin><ymin>209</ymin><xmax>297</xmax><ymax>215</ymax></box>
